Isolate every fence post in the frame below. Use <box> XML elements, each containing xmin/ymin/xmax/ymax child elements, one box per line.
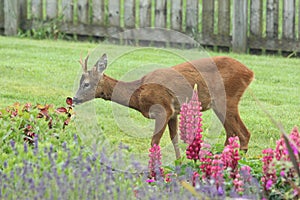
<box><xmin>232</xmin><ymin>0</ymin><xmax>248</xmax><ymax>53</ymax></box>
<box><xmin>4</xmin><ymin>0</ymin><xmax>20</xmax><ymax>36</ymax></box>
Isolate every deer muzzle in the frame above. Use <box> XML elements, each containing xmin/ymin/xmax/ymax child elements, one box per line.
<box><xmin>72</xmin><ymin>97</ymin><xmax>82</xmax><ymax>105</ymax></box>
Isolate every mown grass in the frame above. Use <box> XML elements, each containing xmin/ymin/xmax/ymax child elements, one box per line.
<box><xmin>0</xmin><ymin>36</ymin><xmax>299</xmax><ymax>159</ymax></box>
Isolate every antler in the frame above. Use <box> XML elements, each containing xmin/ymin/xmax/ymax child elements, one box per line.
<box><xmin>79</xmin><ymin>52</ymin><xmax>89</xmax><ymax>73</ymax></box>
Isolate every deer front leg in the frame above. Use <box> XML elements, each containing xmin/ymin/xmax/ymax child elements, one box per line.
<box><xmin>168</xmin><ymin>116</ymin><xmax>181</xmax><ymax>159</ymax></box>
<box><xmin>151</xmin><ymin>116</ymin><xmax>168</xmax><ymax>147</ymax></box>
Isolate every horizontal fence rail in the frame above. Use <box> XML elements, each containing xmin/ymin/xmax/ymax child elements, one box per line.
<box><xmin>1</xmin><ymin>0</ymin><xmax>300</xmax><ymax>55</ymax></box>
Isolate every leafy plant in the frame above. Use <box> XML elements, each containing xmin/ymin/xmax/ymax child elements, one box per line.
<box><xmin>18</xmin><ymin>15</ymin><xmax>69</xmax><ymax>40</ymax></box>
<box><xmin>0</xmin><ymin>98</ymin><xmax>73</xmax><ymax>151</ymax></box>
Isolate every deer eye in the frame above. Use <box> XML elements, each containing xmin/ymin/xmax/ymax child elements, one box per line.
<box><xmin>83</xmin><ymin>83</ymin><xmax>90</xmax><ymax>88</ymax></box>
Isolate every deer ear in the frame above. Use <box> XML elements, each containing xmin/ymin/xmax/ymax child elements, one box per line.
<box><xmin>95</xmin><ymin>53</ymin><xmax>108</xmax><ymax>74</ymax></box>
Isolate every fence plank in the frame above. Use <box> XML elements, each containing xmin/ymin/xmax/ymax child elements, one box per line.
<box><xmin>124</xmin><ymin>0</ymin><xmax>135</xmax><ymax>28</ymax></box>
<box><xmin>46</xmin><ymin>1</ymin><xmax>58</xmax><ymax>20</ymax></box>
<box><xmin>62</xmin><ymin>0</ymin><xmax>73</xmax><ymax>23</ymax></box>
<box><xmin>299</xmin><ymin>0</ymin><xmax>300</xmax><ymax>40</ymax></box>
<box><xmin>92</xmin><ymin>0</ymin><xmax>104</xmax><ymax>25</ymax></box>
<box><xmin>171</xmin><ymin>0</ymin><xmax>182</xmax><ymax>31</ymax></box>
<box><xmin>19</xmin><ymin>0</ymin><xmax>27</xmax><ymax>23</ymax></box>
<box><xmin>0</xmin><ymin>0</ymin><xmax>4</xmax><ymax>30</ymax></box>
<box><xmin>139</xmin><ymin>0</ymin><xmax>151</xmax><ymax>27</ymax></box>
<box><xmin>32</xmin><ymin>0</ymin><xmax>43</xmax><ymax>19</ymax></box>
<box><xmin>186</xmin><ymin>0</ymin><xmax>198</xmax><ymax>34</ymax></box>
<box><xmin>155</xmin><ymin>0</ymin><xmax>166</xmax><ymax>28</ymax></box>
<box><xmin>113</xmin><ymin>27</ymin><xmax>199</xmax><ymax>45</ymax></box>
<box><xmin>77</xmin><ymin>0</ymin><xmax>89</xmax><ymax>24</ymax></box>
<box><xmin>4</xmin><ymin>0</ymin><xmax>19</xmax><ymax>35</ymax></box>
<box><xmin>232</xmin><ymin>0</ymin><xmax>248</xmax><ymax>53</ymax></box>
<box><xmin>282</xmin><ymin>0</ymin><xmax>295</xmax><ymax>39</ymax></box>
<box><xmin>202</xmin><ymin>0</ymin><xmax>214</xmax><ymax>36</ymax></box>
<box><xmin>266</xmin><ymin>0</ymin><xmax>279</xmax><ymax>38</ymax></box>
<box><xmin>108</xmin><ymin>0</ymin><xmax>120</xmax><ymax>27</ymax></box>
<box><xmin>218</xmin><ymin>0</ymin><xmax>230</xmax><ymax>36</ymax></box>
<box><xmin>250</xmin><ymin>0</ymin><xmax>262</xmax><ymax>37</ymax></box>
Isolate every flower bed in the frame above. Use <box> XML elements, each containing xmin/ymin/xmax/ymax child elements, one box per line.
<box><xmin>0</xmin><ymin>92</ymin><xmax>299</xmax><ymax>199</ymax></box>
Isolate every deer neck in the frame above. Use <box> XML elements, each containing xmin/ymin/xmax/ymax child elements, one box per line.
<box><xmin>98</xmin><ymin>74</ymin><xmax>141</xmax><ymax>110</ymax></box>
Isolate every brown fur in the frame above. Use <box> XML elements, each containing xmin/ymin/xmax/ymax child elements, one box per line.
<box><xmin>74</xmin><ymin>55</ymin><xmax>254</xmax><ymax>159</ymax></box>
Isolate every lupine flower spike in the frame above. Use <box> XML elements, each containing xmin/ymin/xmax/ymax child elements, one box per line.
<box><xmin>148</xmin><ymin>144</ymin><xmax>164</xmax><ymax>180</ymax></box>
<box><xmin>179</xmin><ymin>84</ymin><xmax>203</xmax><ymax>161</ymax></box>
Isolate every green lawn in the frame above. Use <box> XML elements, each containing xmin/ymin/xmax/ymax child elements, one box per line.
<box><xmin>0</xmin><ymin>36</ymin><xmax>299</xmax><ymax>160</ymax></box>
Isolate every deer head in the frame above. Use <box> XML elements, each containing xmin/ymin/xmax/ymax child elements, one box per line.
<box><xmin>73</xmin><ymin>53</ymin><xmax>108</xmax><ymax>105</ymax></box>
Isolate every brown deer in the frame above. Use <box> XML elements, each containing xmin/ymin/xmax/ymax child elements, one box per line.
<box><xmin>73</xmin><ymin>53</ymin><xmax>254</xmax><ymax>159</ymax></box>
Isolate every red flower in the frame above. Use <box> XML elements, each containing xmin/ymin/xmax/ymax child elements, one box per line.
<box><xmin>66</xmin><ymin>97</ymin><xmax>73</xmax><ymax>106</ymax></box>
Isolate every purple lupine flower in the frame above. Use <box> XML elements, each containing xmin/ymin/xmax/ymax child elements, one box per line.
<box><xmin>73</xmin><ymin>133</ymin><xmax>78</xmax><ymax>143</ymax></box>
<box><xmin>10</xmin><ymin>140</ymin><xmax>15</xmax><ymax>149</ymax></box>
<box><xmin>23</xmin><ymin>142</ymin><xmax>28</xmax><ymax>153</ymax></box>
<box><xmin>148</xmin><ymin>144</ymin><xmax>164</xmax><ymax>179</ymax></box>
<box><xmin>217</xmin><ymin>186</ymin><xmax>224</xmax><ymax>196</ymax></box>
<box><xmin>33</xmin><ymin>134</ymin><xmax>38</xmax><ymax>155</ymax></box>
<box><xmin>3</xmin><ymin>161</ymin><xmax>7</xmax><ymax>168</ymax></box>
<box><xmin>179</xmin><ymin>85</ymin><xmax>203</xmax><ymax>145</ymax></box>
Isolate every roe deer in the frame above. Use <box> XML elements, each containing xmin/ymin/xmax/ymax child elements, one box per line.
<box><xmin>73</xmin><ymin>53</ymin><xmax>254</xmax><ymax>159</ymax></box>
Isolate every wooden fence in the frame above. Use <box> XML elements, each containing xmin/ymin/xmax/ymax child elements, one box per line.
<box><xmin>1</xmin><ymin>0</ymin><xmax>300</xmax><ymax>54</ymax></box>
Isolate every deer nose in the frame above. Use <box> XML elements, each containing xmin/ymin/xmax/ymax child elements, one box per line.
<box><xmin>72</xmin><ymin>97</ymin><xmax>80</xmax><ymax>105</ymax></box>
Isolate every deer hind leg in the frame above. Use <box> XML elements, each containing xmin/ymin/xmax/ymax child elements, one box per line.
<box><xmin>151</xmin><ymin>119</ymin><xmax>168</xmax><ymax>146</ymax></box>
<box><xmin>223</xmin><ymin>105</ymin><xmax>250</xmax><ymax>151</ymax></box>
<box><xmin>168</xmin><ymin>116</ymin><xmax>180</xmax><ymax>159</ymax></box>
<box><xmin>213</xmin><ymin>101</ymin><xmax>250</xmax><ymax>151</ymax></box>
<box><xmin>150</xmin><ymin>104</ymin><xmax>170</xmax><ymax>147</ymax></box>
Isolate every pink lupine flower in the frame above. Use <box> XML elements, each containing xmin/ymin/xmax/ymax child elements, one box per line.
<box><xmin>221</xmin><ymin>136</ymin><xmax>240</xmax><ymax>178</ymax></box>
<box><xmin>240</xmin><ymin>165</ymin><xmax>252</xmax><ymax>183</ymax></box>
<box><xmin>199</xmin><ymin>156</ymin><xmax>213</xmax><ymax>180</ymax></box>
<box><xmin>265</xmin><ymin>179</ymin><xmax>273</xmax><ymax>190</ymax></box>
<box><xmin>198</xmin><ymin>142</ymin><xmax>213</xmax><ymax>179</ymax></box>
<box><xmin>148</xmin><ymin>144</ymin><xmax>164</xmax><ymax>179</ymax></box>
<box><xmin>233</xmin><ymin>173</ymin><xmax>244</xmax><ymax>193</ymax></box>
<box><xmin>275</xmin><ymin>126</ymin><xmax>300</xmax><ymax>162</ymax></box>
<box><xmin>146</xmin><ymin>179</ymin><xmax>155</xmax><ymax>183</ymax></box>
<box><xmin>186</xmin><ymin>133</ymin><xmax>203</xmax><ymax>160</ymax></box>
<box><xmin>210</xmin><ymin>154</ymin><xmax>224</xmax><ymax>187</ymax></box>
<box><xmin>198</xmin><ymin>142</ymin><xmax>212</xmax><ymax>159</ymax></box>
<box><xmin>165</xmin><ymin>173</ymin><xmax>172</xmax><ymax>183</ymax></box>
<box><xmin>192</xmin><ymin>171</ymin><xmax>199</xmax><ymax>186</ymax></box>
<box><xmin>261</xmin><ymin>148</ymin><xmax>277</xmax><ymax>191</ymax></box>
<box><xmin>179</xmin><ymin>85</ymin><xmax>203</xmax><ymax>145</ymax></box>
<box><xmin>284</xmin><ymin>126</ymin><xmax>300</xmax><ymax>157</ymax></box>
<box><xmin>275</xmin><ymin>137</ymin><xmax>288</xmax><ymax>161</ymax></box>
